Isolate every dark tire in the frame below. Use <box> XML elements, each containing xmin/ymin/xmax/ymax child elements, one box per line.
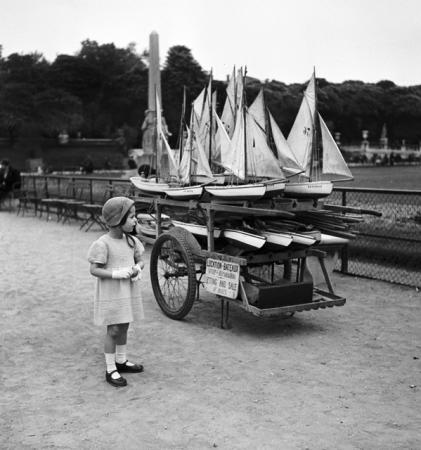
<box><xmin>150</xmin><ymin>232</ymin><xmax>197</xmax><ymax>319</ymax></box>
<box><xmin>168</xmin><ymin>226</ymin><xmax>202</xmax><ymax>256</ymax></box>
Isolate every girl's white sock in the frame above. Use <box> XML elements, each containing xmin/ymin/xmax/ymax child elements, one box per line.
<box><xmin>105</xmin><ymin>353</ymin><xmax>117</xmax><ymax>375</ymax></box>
<box><xmin>115</xmin><ymin>345</ymin><xmax>127</xmax><ymax>364</ymax></box>
<box><xmin>116</xmin><ymin>345</ymin><xmax>135</xmax><ymax>366</ymax></box>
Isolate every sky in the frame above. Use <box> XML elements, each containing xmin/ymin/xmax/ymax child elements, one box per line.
<box><xmin>1</xmin><ymin>0</ymin><xmax>421</xmax><ymax>86</ymax></box>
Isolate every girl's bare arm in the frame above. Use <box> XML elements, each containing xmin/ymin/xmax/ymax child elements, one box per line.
<box><xmin>90</xmin><ymin>262</ymin><xmax>113</xmax><ymax>279</ymax></box>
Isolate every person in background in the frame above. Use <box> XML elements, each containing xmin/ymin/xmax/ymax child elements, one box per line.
<box><xmin>0</xmin><ymin>159</ymin><xmax>21</xmax><ymax>201</ymax></box>
<box><xmin>82</xmin><ymin>155</ymin><xmax>94</xmax><ymax>174</ymax></box>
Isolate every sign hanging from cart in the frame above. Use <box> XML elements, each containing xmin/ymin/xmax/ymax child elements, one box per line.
<box><xmin>204</xmin><ymin>258</ymin><xmax>240</xmax><ymax>299</ymax></box>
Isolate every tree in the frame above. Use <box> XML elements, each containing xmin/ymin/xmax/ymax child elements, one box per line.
<box><xmin>161</xmin><ymin>46</ymin><xmax>207</xmax><ymax>146</ymax></box>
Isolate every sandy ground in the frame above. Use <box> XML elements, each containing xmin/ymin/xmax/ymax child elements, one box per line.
<box><xmin>1</xmin><ymin>210</ymin><xmax>420</xmax><ymax>450</ymax></box>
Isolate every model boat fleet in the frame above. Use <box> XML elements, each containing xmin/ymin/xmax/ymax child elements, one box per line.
<box><xmin>132</xmin><ymin>67</ymin><xmax>358</xmax><ymax>252</ymax></box>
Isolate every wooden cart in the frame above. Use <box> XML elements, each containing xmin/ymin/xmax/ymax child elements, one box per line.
<box><xmin>134</xmin><ymin>196</ymin><xmax>346</xmax><ymax>328</ymax></box>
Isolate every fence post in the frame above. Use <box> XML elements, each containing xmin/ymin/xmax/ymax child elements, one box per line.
<box><xmin>44</xmin><ymin>176</ymin><xmax>49</xmax><ymax>198</ymax></box>
<box><xmin>342</xmin><ymin>189</ymin><xmax>346</xmax><ymax>206</ymax></box>
<box><xmin>89</xmin><ymin>179</ymin><xmax>93</xmax><ymax>204</ymax></box>
<box><xmin>341</xmin><ymin>244</ymin><xmax>349</xmax><ymax>273</ymax></box>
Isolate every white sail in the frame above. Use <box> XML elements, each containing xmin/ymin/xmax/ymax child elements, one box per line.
<box><xmin>156</xmin><ymin>91</ymin><xmax>179</xmax><ymax>180</ymax></box>
<box><xmin>192</xmin><ymin>88</ymin><xmax>205</xmax><ymax>137</ymax></box>
<box><xmin>235</xmin><ymin>67</ymin><xmax>244</xmax><ymax>115</ymax></box>
<box><xmin>221</xmin><ymin>106</ymin><xmax>284</xmax><ymax>181</ymax></box>
<box><xmin>192</xmin><ymin>132</ymin><xmax>214</xmax><ymax>180</ymax></box>
<box><xmin>179</xmin><ymin>123</ymin><xmax>213</xmax><ymax>185</ymax></box>
<box><xmin>214</xmin><ymin>108</ymin><xmax>232</xmax><ymax>170</ymax></box>
<box><xmin>249</xmin><ymin>88</ymin><xmax>266</xmax><ymax>131</ymax></box>
<box><xmin>220</xmin><ymin>66</ymin><xmax>243</xmax><ymax>139</ymax></box>
<box><xmin>220</xmin><ymin>67</ymin><xmax>236</xmax><ymax>138</ymax></box>
<box><xmin>248</xmin><ymin>114</ymin><xmax>285</xmax><ymax>179</ymax></box>
<box><xmin>193</xmin><ymin>87</ymin><xmax>206</xmax><ymax>120</ymax></box>
<box><xmin>287</xmin><ymin>70</ymin><xmax>352</xmax><ymax>183</ymax></box>
<box><xmin>191</xmin><ymin>77</ymin><xmax>217</xmax><ymax>164</ymax></box>
<box><xmin>161</xmin><ymin>130</ymin><xmax>179</xmax><ymax>180</ymax></box>
<box><xmin>320</xmin><ymin>114</ymin><xmax>353</xmax><ymax>180</ymax></box>
<box><xmin>200</xmin><ymin>77</ymin><xmax>213</xmax><ymax>161</ymax></box>
<box><xmin>268</xmin><ymin>111</ymin><xmax>303</xmax><ymax>174</ymax></box>
<box><xmin>287</xmin><ymin>72</ymin><xmax>317</xmax><ymax>177</ymax></box>
<box><xmin>222</xmin><ymin>102</ymin><xmax>245</xmax><ymax>179</ymax></box>
<box><xmin>178</xmin><ymin>129</ymin><xmax>191</xmax><ymax>185</ymax></box>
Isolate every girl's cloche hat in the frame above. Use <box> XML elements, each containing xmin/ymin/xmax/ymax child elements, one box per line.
<box><xmin>102</xmin><ymin>197</ymin><xmax>134</xmax><ymax>227</ymax></box>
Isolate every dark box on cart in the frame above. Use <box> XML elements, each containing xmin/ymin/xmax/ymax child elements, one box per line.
<box><xmin>249</xmin><ymin>278</ymin><xmax>314</xmax><ymax>308</ymax></box>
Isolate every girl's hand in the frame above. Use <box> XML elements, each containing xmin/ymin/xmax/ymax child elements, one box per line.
<box><xmin>112</xmin><ymin>267</ymin><xmax>133</xmax><ymax>279</ymax></box>
<box><xmin>131</xmin><ymin>264</ymin><xmax>140</xmax><ymax>277</ymax></box>
<box><xmin>131</xmin><ymin>263</ymin><xmax>143</xmax><ymax>282</ymax></box>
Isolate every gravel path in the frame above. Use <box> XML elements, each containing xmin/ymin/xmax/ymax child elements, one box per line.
<box><xmin>1</xmin><ymin>211</ymin><xmax>420</xmax><ymax>449</ymax></box>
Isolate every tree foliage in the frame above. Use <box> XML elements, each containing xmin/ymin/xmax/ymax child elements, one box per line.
<box><xmin>0</xmin><ymin>42</ymin><xmax>421</xmax><ymax>148</ymax></box>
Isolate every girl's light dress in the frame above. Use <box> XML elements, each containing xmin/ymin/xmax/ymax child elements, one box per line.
<box><xmin>87</xmin><ymin>234</ymin><xmax>145</xmax><ymax>325</ymax></box>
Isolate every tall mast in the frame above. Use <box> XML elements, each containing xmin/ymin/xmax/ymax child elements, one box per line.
<box><xmin>178</xmin><ymin>86</ymin><xmax>186</xmax><ymax>162</ymax></box>
<box><xmin>188</xmin><ymin>107</ymin><xmax>195</xmax><ymax>185</ymax></box>
<box><xmin>208</xmin><ymin>69</ymin><xmax>213</xmax><ymax>167</ymax></box>
<box><xmin>155</xmin><ymin>85</ymin><xmax>161</xmax><ymax>180</ymax></box>
<box><xmin>233</xmin><ymin>66</ymin><xmax>237</xmax><ymax>126</ymax></box>
<box><xmin>243</xmin><ymin>67</ymin><xmax>248</xmax><ymax>183</ymax></box>
<box><xmin>310</xmin><ymin>67</ymin><xmax>320</xmax><ymax>181</ymax></box>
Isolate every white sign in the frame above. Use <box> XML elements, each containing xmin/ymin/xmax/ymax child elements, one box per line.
<box><xmin>204</xmin><ymin>258</ymin><xmax>240</xmax><ymax>299</ymax></box>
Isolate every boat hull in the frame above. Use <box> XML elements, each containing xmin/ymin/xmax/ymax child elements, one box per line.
<box><xmin>204</xmin><ymin>183</ymin><xmax>266</xmax><ymax>201</ymax></box>
<box><xmin>261</xmin><ymin>231</ymin><xmax>293</xmax><ymax>250</ymax></box>
<box><xmin>223</xmin><ymin>229</ymin><xmax>266</xmax><ymax>251</ymax></box>
<box><xmin>171</xmin><ymin>220</ymin><xmax>221</xmax><ymax>238</ymax></box>
<box><xmin>263</xmin><ymin>180</ymin><xmax>286</xmax><ymax>198</ymax></box>
<box><xmin>164</xmin><ymin>185</ymin><xmax>203</xmax><ymax>200</ymax></box>
<box><xmin>318</xmin><ymin>233</ymin><xmax>349</xmax><ymax>246</ymax></box>
<box><xmin>290</xmin><ymin>232</ymin><xmax>317</xmax><ymax>247</ymax></box>
<box><xmin>284</xmin><ymin>181</ymin><xmax>333</xmax><ymax>199</ymax></box>
<box><xmin>130</xmin><ymin>177</ymin><xmax>170</xmax><ymax>195</ymax></box>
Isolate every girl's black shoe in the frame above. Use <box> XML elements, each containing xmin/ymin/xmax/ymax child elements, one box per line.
<box><xmin>105</xmin><ymin>370</ymin><xmax>127</xmax><ymax>387</ymax></box>
<box><xmin>115</xmin><ymin>360</ymin><xmax>144</xmax><ymax>373</ymax></box>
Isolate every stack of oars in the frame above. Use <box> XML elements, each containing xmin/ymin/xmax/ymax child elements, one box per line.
<box><xmin>254</xmin><ymin>204</ymin><xmax>381</xmax><ymax>240</ymax></box>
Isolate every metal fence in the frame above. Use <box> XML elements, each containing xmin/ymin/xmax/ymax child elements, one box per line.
<box><xmin>20</xmin><ymin>175</ymin><xmax>421</xmax><ymax>288</ymax></box>
<box><xmin>330</xmin><ymin>187</ymin><xmax>421</xmax><ymax>287</ymax></box>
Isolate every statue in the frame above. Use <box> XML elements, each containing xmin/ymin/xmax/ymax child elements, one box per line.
<box><xmin>141</xmin><ymin>109</ymin><xmax>156</xmax><ymax>155</ymax></box>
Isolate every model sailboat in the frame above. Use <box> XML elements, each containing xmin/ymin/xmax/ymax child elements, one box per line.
<box><xmin>284</xmin><ymin>69</ymin><xmax>353</xmax><ymax>198</ymax></box>
<box><xmin>131</xmin><ymin>92</ymin><xmax>180</xmax><ymax>195</ymax></box>
<box><xmin>205</xmin><ymin>68</ymin><xmax>286</xmax><ymax>201</ymax></box>
<box><xmin>164</xmin><ymin>108</ymin><xmax>215</xmax><ymax>200</ymax></box>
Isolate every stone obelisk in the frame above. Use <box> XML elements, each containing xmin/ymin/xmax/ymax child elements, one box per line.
<box><xmin>140</xmin><ymin>31</ymin><xmax>169</xmax><ymax>177</ymax></box>
<box><xmin>148</xmin><ymin>31</ymin><xmax>161</xmax><ymax>114</ymax></box>
<box><xmin>141</xmin><ymin>31</ymin><xmax>160</xmax><ymax>158</ymax></box>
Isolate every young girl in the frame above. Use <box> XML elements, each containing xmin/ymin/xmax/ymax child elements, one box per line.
<box><xmin>87</xmin><ymin>196</ymin><xmax>145</xmax><ymax>387</ymax></box>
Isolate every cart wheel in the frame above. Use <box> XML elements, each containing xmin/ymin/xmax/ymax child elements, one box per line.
<box><xmin>150</xmin><ymin>232</ymin><xmax>197</xmax><ymax>319</ymax></box>
<box><xmin>168</xmin><ymin>226</ymin><xmax>202</xmax><ymax>256</ymax></box>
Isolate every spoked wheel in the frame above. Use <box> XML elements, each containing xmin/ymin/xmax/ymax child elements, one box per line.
<box><xmin>150</xmin><ymin>232</ymin><xmax>197</xmax><ymax>319</ymax></box>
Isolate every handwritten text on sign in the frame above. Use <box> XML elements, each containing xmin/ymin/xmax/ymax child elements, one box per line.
<box><xmin>204</xmin><ymin>258</ymin><xmax>240</xmax><ymax>299</ymax></box>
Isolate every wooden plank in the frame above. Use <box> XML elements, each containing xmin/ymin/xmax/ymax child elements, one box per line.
<box><xmin>323</xmin><ymin>203</ymin><xmax>382</xmax><ymax>217</ymax></box>
<box><xmin>201</xmin><ymin>202</ymin><xmax>296</xmax><ymax>218</ymax></box>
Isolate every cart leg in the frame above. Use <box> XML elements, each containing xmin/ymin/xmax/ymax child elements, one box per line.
<box><xmin>284</xmin><ymin>260</ymin><xmax>292</xmax><ymax>280</ymax></box>
<box><xmin>318</xmin><ymin>256</ymin><xmax>334</xmax><ymax>294</ymax></box>
<box><xmin>220</xmin><ymin>298</ymin><xmax>231</xmax><ymax>329</ymax></box>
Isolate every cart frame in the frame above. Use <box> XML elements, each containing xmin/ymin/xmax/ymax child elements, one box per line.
<box><xmin>134</xmin><ymin>195</ymin><xmax>346</xmax><ymax>328</ymax></box>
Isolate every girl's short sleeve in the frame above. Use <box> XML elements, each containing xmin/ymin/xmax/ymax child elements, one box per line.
<box><xmin>87</xmin><ymin>239</ymin><xmax>108</xmax><ymax>264</ymax></box>
<box><xmin>133</xmin><ymin>236</ymin><xmax>145</xmax><ymax>262</ymax></box>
